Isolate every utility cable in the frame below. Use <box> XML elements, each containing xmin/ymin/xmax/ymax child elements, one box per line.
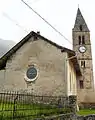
<box><xmin>21</xmin><ymin>0</ymin><xmax>83</xmax><ymax>61</ymax></box>
<box><xmin>29</xmin><ymin>0</ymin><xmax>42</xmax><ymax>4</ymax></box>
<box><xmin>2</xmin><ymin>12</ymin><xmax>28</xmax><ymax>33</ymax></box>
<box><xmin>21</xmin><ymin>0</ymin><xmax>72</xmax><ymax>45</ymax></box>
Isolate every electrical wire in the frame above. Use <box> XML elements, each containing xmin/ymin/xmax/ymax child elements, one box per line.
<box><xmin>2</xmin><ymin>12</ymin><xmax>28</xmax><ymax>33</ymax></box>
<box><xmin>29</xmin><ymin>0</ymin><xmax>42</xmax><ymax>4</ymax></box>
<box><xmin>21</xmin><ymin>0</ymin><xmax>72</xmax><ymax>45</ymax></box>
<box><xmin>2</xmin><ymin>1</ymin><xmax>86</xmax><ymax>93</ymax></box>
<box><xmin>2</xmin><ymin>1</ymin><xmax>82</xmax><ymax>59</ymax></box>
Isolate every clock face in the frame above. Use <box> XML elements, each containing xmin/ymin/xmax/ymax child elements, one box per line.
<box><xmin>79</xmin><ymin>46</ymin><xmax>86</xmax><ymax>53</ymax></box>
<box><xmin>26</xmin><ymin>66</ymin><xmax>37</xmax><ymax>80</ymax></box>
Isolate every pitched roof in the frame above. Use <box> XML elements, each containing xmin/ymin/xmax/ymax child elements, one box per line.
<box><xmin>73</xmin><ymin>8</ymin><xmax>89</xmax><ymax>32</ymax></box>
<box><xmin>0</xmin><ymin>31</ymin><xmax>81</xmax><ymax>75</ymax></box>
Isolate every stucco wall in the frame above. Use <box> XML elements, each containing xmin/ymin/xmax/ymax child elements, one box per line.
<box><xmin>77</xmin><ymin>89</ymin><xmax>95</xmax><ymax>103</ymax></box>
<box><xmin>2</xmin><ymin>38</ymin><xmax>68</xmax><ymax>96</ymax></box>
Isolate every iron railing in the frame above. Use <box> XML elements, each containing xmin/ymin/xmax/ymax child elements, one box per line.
<box><xmin>0</xmin><ymin>91</ymin><xmax>75</xmax><ymax>120</ymax></box>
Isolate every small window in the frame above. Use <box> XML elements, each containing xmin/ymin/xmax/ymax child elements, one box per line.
<box><xmin>80</xmin><ymin>25</ymin><xmax>83</xmax><ymax>31</ymax></box>
<box><xmin>82</xmin><ymin>36</ymin><xmax>85</xmax><ymax>44</ymax></box>
<box><xmin>81</xmin><ymin>61</ymin><xmax>85</xmax><ymax>68</ymax></box>
<box><xmin>79</xmin><ymin>36</ymin><xmax>81</xmax><ymax>45</ymax></box>
<box><xmin>79</xmin><ymin>80</ymin><xmax>84</xmax><ymax>89</ymax></box>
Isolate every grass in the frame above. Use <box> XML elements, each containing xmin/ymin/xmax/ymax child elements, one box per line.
<box><xmin>77</xmin><ymin>109</ymin><xmax>95</xmax><ymax>115</ymax></box>
<box><xmin>0</xmin><ymin>102</ymin><xmax>71</xmax><ymax>119</ymax></box>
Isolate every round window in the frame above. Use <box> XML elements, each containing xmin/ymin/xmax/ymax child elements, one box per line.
<box><xmin>26</xmin><ymin>66</ymin><xmax>37</xmax><ymax>80</ymax></box>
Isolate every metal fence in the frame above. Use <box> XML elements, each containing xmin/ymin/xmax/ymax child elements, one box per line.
<box><xmin>0</xmin><ymin>91</ymin><xmax>75</xmax><ymax>120</ymax></box>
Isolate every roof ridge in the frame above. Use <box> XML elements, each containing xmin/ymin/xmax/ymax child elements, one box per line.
<box><xmin>0</xmin><ymin>31</ymin><xmax>75</xmax><ymax>70</ymax></box>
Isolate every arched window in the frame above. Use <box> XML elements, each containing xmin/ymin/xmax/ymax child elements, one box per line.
<box><xmin>79</xmin><ymin>36</ymin><xmax>81</xmax><ymax>45</ymax></box>
<box><xmin>80</xmin><ymin>25</ymin><xmax>83</xmax><ymax>31</ymax></box>
<box><xmin>81</xmin><ymin>61</ymin><xmax>85</xmax><ymax>68</ymax></box>
<box><xmin>82</xmin><ymin>36</ymin><xmax>85</xmax><ymax>44</ymax></box>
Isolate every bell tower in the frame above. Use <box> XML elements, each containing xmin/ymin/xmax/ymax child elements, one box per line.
<box><xmin>72</xmin><ymin>8</ymin><xmax>94</xmax><ymax>101</ymax></box>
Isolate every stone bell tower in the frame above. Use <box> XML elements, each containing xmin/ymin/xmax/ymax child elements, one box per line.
<box><xmin>72</xmin><ymin>8</ymin><xmax>94</xmax><ymax>103</ymax></box>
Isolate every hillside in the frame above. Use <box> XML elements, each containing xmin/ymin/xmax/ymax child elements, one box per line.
<box><xmin>0</xmin><ymin>39</ymin><xmax>16</xmax><ymax>58</ymax></box>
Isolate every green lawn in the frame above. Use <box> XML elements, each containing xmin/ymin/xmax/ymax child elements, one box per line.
<box><xmin>0</xmin><ymin>102</ymin><xmax>71</xmax><ymax>119</ymax></box>
<box><xmin>77</xmin><ymin>109</ymin><xmax>95</xmax><ymax>115</ymax></box>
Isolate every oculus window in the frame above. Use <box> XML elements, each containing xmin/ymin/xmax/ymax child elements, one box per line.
<box><xmin>25</xmin><ymin>65</ymin><xmax>38</xmax><ymax>82</ymax></box>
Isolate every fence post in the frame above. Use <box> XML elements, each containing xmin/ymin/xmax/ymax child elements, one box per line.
<box><xmin>13</xmin><ymin>92</ymin><xmax>18</xmax><ymax>120</ymax></box>
<box><xmin>69</xmin><ymin>95</ymin><xmax>77</xmax><ymax>120</ymax></box>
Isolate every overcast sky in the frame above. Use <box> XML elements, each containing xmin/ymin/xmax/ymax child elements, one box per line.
<box><xmin>0</xmin><ymin>0</ymin><xmax>95</xmax><ymax>81</ymax></box>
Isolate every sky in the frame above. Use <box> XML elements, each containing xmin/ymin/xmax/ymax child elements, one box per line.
<box><xmin>0</xmin><ymin>0</ymin><xmax>95</xmax><ymax>81</ymax></box>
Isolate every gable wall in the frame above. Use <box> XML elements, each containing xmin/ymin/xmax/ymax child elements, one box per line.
<box><xmin>0</xmin><ymin>70</ymin><xmax>5</xmax><ymax>90</ymax></box>
<box><xmin>2</xmin><ymin>37</ymin><xmax>68</xmax><ymax>96</ymax></box>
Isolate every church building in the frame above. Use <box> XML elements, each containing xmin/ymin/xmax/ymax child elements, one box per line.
<box><xmin>0</xmin><ymin>31</ymin><xmax>81</xmax><ymax>96</ymax></box>
<box><xmin>0</xmin><ymin>7</ymin><xmax>94</xmax><ymax>106</ymax></box>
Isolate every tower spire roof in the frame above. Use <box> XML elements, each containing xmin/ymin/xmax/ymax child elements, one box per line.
<box><xmin>73</xmin><ymin>8</ymin><xmax>89</xmax><ymax>32</ymax></box>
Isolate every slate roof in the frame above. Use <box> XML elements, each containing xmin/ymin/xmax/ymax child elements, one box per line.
<box><xmin>0</xmin><ymin>31</ymin><xmax>81</xmax><ymax>75</ymax></box>
<box><xmin>73</xmin><ymin>8</ymin><xmax>89</xmax><ymax>32</ymax></box>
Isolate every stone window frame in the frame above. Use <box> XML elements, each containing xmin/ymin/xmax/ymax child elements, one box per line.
<box><xmin>78</xmin><ymin>35</ymin><xmax>85</xmax><ymax>45</ymax></box>
<box><xmin>24</xmin><ymin>64</ymin><xmax>38</xmax><ymax>82</ymax></box>
<box><xmin>81</xmin><ymin>61</ymin><xmax>85</xmax><ymax>68</ymax></box>
<box><xmin>79</xmin><ymin>36</ymin><xmax>81</xmax><ymax>45</ymax></box>
<box><xmin>82</xmin><ymin>36</ymin><xmax>85</xmax><ymax>44</ymax></box>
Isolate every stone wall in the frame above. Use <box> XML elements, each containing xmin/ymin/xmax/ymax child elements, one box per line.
<box><xmin>77</xmin><ymin>115</ymin><xmax>95</xmax><ymax>120</ymax></box>
<box><xmin>72</xmin><ymin>22</ymin><xmax>94</xmax><ymax>104</ymax></box>
<box><xmin>77</xmin><ymin>89</ymin><xmax>95</xmax><ymax>108</ymax></box>
<box><xmin>0</xmin><ymin>70</ymin><xmax>5</xmax><ymax>89</ymax></box>
<box><xmin>33</xmin><ymin>114</ymin><xmax>95</xmax><ymax>120</ymax></box>
<box><xmin>2</xmin><ymin>38</ymin><xmax>67</xmax><ymax>96</ymax></box>
<box><xmin>37</xmin><ymin>113</ymin><xmax>75</xmax><ymax>120</ymax></box>
<box><xmin>33</xmin><ymin>95</ymin><xmax>77</xmax><ymax>120</ymax></box>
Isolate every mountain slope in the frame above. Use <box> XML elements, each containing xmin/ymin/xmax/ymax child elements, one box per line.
<box><xmin>0</xmin><ymin>39</ymin><xmax>16</xmax><ymax>58</ymax></box>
